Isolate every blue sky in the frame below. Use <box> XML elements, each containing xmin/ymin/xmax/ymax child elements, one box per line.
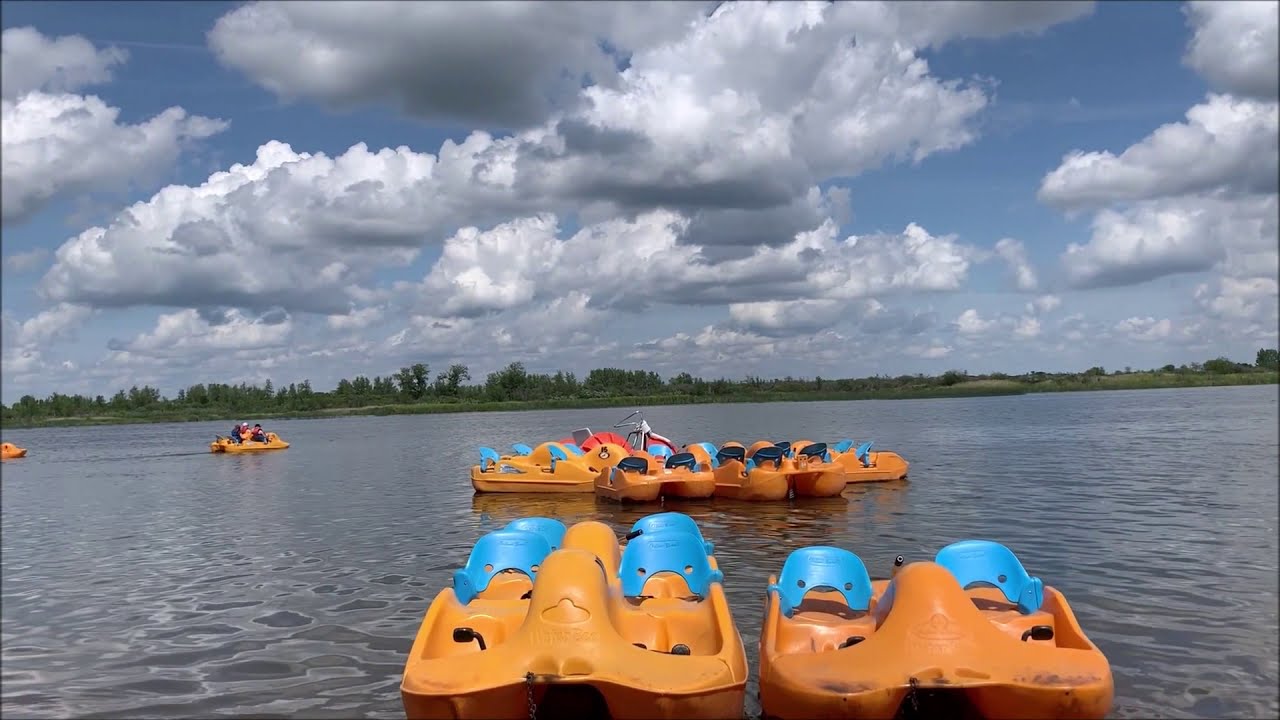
<box><xmin>2</xmin><ymin>0</ymin><xmax>1276</xmax><ymax>401</ymax></box>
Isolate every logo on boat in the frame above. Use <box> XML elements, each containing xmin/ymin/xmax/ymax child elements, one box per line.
<box><xmin>598</xmin><ymin>448</ymin><xmax>610</xmax><ymax>459</ymax></box>
<box><xmin>911</xmin><ymin>613</ymin><xmax>963</xmax><ymax>641</ymax></box>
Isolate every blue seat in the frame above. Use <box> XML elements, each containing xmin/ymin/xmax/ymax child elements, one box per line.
<box><xmin>749</xmin><ymin>445</ymin><xmax>784</xmax><ymax>468</ymax></box>
<box><xmin>796</xmin><ymin>442</ymin><xmax>831</xmax><ymax>463</ymax></box>
<box><xmin>716</xmin><ymin>445</ymin><xmax>746</xmax><ymax>465</ymax></box>
<box><xmin>620</xmin><ymin>529</ymin><xmax>723</xmax><ymax>598</ymax></box>
<box><xmin>692</xmin><ymin>442</ymin><xmax>720</xmax><ymax>468</ymax></box>
<box><xmin>832</xmin><ymin>439</ymin><xmax>855</xmax><ymax>454</ymax></box>
<box><xmin>478</xmin><ymin>447</ymin><xmax>501</xmax><ymax>472</ymax></box>
<box><xmin>504</xmin><ymin>517</ymin><xmax>567</xmax><ymax>551</ymax></box>
<box><xmin>548</xmin><ymin>444</ymin><xmax>568</xmax><ymax>461</ymax></box>
<box><xmin>665</xmin><ymin>452</ymin><xmax>698</xmax><ymax>472</ymax></box>
<box><xmin>854</xmin><ymin>441</ymin><xmax>874</xmax><ymax>467</ymax></box>
<box><xmin>934</xmin><ymin>540</ymin><xmax>1044</xmax><ymax>614</ymax></box>
<box><xmin>648</xmin><ymin>444</ymin><xmax>674</xmax><ymax>459</ymax></box>
<box><xmin>774</xmin><ymin>440</ymin><xmax>793</xmax><ymax>457</ymax></box>
<box><xmin>512</xmin><ymin>443</ymin><xmax>533</xmax><ymax>456</ymax></box>
<box><xmin>630</xmin><ymin>512</ymin><xmax>714</xmax><ymax>555</ymax></box>
<box><xmin>563</xmin><ymin>443</ymin><xmax>584</xmax><ymax>456</ymax></box>
<box><xmin>453</xmin><ymin>530</ymin><xmax>553</xmax><ymax>605</ymax></box>
<box><xmin>617</xmin><ymin>456</ymin><xmax>650</xmax><ymax>474</ymax></box>
<box><xmin>769</xmin><ymin>546</ymin><xmax>874</xmax><ymax>617</ymax></box>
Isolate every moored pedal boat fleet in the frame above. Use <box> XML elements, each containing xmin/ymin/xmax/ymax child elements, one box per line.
<box><xmin>470</xmin><ymin>411</ymin><xmax>910</xmax><ymax>501</ymax></box>
<box><xmin>400</xmin><ymin>511</ymin><xmax>1114</xmax><ymax>720</ymax></box>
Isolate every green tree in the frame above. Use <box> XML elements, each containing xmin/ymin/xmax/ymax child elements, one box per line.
<box><xmin>1256</xmin><ymin>348</ymin><xmax>1279</xmax><ymax>370</ymax></box>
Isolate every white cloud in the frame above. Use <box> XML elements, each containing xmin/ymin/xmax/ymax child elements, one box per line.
<box><xmin>1182</xmin><ymin>1</ymin><xmax>1279</xmax><ymax>100</ymax></box>
<box><xmin>111</xmin><ymin>308</ymin><xmax>293</xmax><ymax>359</ymax></box>
<box><xmin>1037</xmin><ymin>0</ymin><xmax>1278</xmax><ymax>346</ymax></box>
<box><xmin>1038</xmin><ymin>93</ymin><xmax>1278</xmax><ymax>212</ymax></box>
<box><xmin>1</xmin><ymin>28</ymin><xmax>228</xmax><ymax>227</ymax></box>
<box><xmin>993</xmin><ymin>237</ymin><xmax>1039</xmax><ymax>291</ymax></box>
<box><xmin>1</xmin><ymin>26</ymin><xmax>127</xmax><ymax>101</ymax></box>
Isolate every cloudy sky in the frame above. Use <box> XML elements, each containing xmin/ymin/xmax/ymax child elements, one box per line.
<box><xmin>2</xmin><ymin>0</ymin><xmax>1276</xmax><ymax>401</ymax></box>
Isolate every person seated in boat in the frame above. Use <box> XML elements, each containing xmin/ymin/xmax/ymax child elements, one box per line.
<box><xmin>250</xmin><ymin>424</ymin><xmax>268</xmax><ymax>443</ymax></box>
<box><xmin>229</xmin><ymin>422</ymin><xmax>246</xmax><ymax>443</ymax></box>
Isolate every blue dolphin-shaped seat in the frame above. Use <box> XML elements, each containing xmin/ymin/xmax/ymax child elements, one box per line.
<box><xmin>770</xmin><ymin>546</ymin><xmax>874</xmax><ymax>617</ymax></box>
<box><xmin>665</xmin><ymin>452</ymin><xmax>698</xmax><ymax>471</ymax></box>
<box><xmin>749</xmin><ymin>444</ymin><xmax>784</xmax><ymax>469</ymax></box>
<box><xmin>716</xmin><ymin>445</ymin><xmax>746</xmax><ymax>465</ymax></box>
<box><xmin>796</xmin><ymin>442</ymin><xmax>831</xmax><ymax>463</ymax></box>
<box><xmin>620</xmin><ymin>529</ymin><xmax>723</xmax><ymax>599</ymax></box>
<box><xmin>854</xmin><ymin>441</ymin><xmax>874</xmax><ymax>466</ymax></box>
<box><xmin>832</xmin><ymin>439</ymin><xmax>854</xmax><ymax>454</ymax></box>
<box><xmin>934</xmin><ymin>539</ymin><xmax>1045</xmax><ymax>614</ymax></box>
<box><xmin>504</xmin><ymin>517</ymin><xmax>567</xmax><ymax>551</ymax></box>
<box><xmin>691</xmin><ymin>442</ymin><xmax>720</xmax><ymax>468</ymax></box>
<box><xmin>648</xmin><ymin>444</ymin><xmax>674</xmax><ymax>459</ymax></box>
<box><xmin>478</xmin><ymin>446</ymin><xmax>501</xmax><ymax>471</ymax></box>
<box><xmin>629</xmin><ymin>512</ymin><xmax>714</xmax><ymax>555</ymax></box>
<box><xmin>511</xmin><ymin>443</ymin><xmax>533</xmax><ymax>456</ymax></box>
<box><xmin>616</xmin><ymin>456</ymin><xmax>650</xmax><ymax>474</ymax></box>
<box><xmin>453</xmin><ymin>529</ymin><xmax>553</xmax><ymax>605</ymax></box>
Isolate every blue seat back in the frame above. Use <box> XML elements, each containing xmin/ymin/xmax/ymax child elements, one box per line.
<box><xmin>750</xmin><ymin>445</ymin><xmax>784</xmax><ymax>468</ymax></box>
<box><xmin>774</xmin><ymin>440</ymin><xmax>792</xmax><ymax>457</ymax></box>
<box><xmin>479</xmin><ymin>446</ymin><xmax>500</xmax><ymax>471</ymax></box>
<box><xmin>665</xmin><ymin>452</ymin><xmax>698</xmax><ymax>471</ymax></box>
<box><xmin>692</xmin><ymin>442</ymin><xmax>720</xmax><ymax>468</ymax></box>
<box><xmin>832</xmin><ymin>439</ymin><xmax>855</xmax><ymax>454</ymax></box>
<box><xmin>855</xmin><ymin>440</ymin><xmax>874</xmax><ymax>466</ymax></box>
<box><xmin>716</xmin><ymin>445</ymin><xmax>746</xmax><ymax>465</ymax></box>
<box><xmin>562</xmin><ymin>443</ymin><xmax>584</xmax><ymax>455</ymax></box>
<box><xmin>934</xmin><ymin>539</ymin><xmax>1044</xmax><ymax>614</ymax></box>
<box><xmin>617</xmin><ymin>456</ymin><xmax>649</xmax><ymax>474</ymax></box>
<box><xmin>512</xmin><ymin>443</ymin><xmax>533</xmax><ymax>456</ymax></box>
<box><xmin>548</xmin><ymin>444</ymin><xmax>568</xmax><ymax>461</ymax></box>
<box><xmin>769</xmin><ymin>546</ymin><xmax>873</xmax><ymax>617</ymax></box>
<box><xmin>796</xmin><ymin>442</ymin><xmax>831</xmax><ymax>463</ymax></box>
<box><xmin>620</xmin><ymin>529</ymin><xmax>723</xmax><ymax>598</ymax></box>
<box><xmin>452</xmin><ymin>530</ymin><xmax>553</xmax><ymax>605</ymax></box>
<box><xmin>504</xmin><ymin>517</ymin><xmax>567</xmax><ymax>551</ymax></box>
<box><xmin>630</xmin><ymin>512</ymin><xmax>714</xmax><ymax>555</ymax></box>
<box><xmin>648</xmin><ymin>444</ymin><xmax>674</xmax><ymax>459</ymax></box>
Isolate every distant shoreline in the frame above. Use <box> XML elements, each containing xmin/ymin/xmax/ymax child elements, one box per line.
<box><xmin>3</xmin><ymin>372</ymin><xmax>1274</xmax><ymax>430</ymax></box>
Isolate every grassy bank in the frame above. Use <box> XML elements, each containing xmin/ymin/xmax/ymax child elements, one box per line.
<box><xmin>5</xmin><ymin>370</ymin><xmax>1275</xmax><ymax>430</ymax></box>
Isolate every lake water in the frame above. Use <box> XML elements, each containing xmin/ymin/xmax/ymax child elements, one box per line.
<box><xmin>2</xmin><ymin>385</ymin><xmax>1277</xmax><ymax>719</ymax></box>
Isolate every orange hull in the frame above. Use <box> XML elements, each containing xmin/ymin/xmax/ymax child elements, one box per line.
<box><xmin>472</xmin><ymin>442</ymin><xmax>628</xmax><ymax>493</ymax></box>
<box><xmin>1</xmin><ymin>442</ymin><xmax>27</xmax><ymax>460</ymax></box>
<box><xmin>759</xmin><ymin>547</ymin><xmax>1112</xmax><ymax>719</ymax></box>
<box><xmin>832</xmin><ymin>449</ymin><xmax>910</xmax><ymax>483</ymax></box>
<box><xmin>401</xmin><ymin>517</ymin><xmax>747</xmax><ymax>719</ymax></box>
<box><xmin>712</xmin><ymin>461</ymin><xmax>791</xmax><ymax>501</ymax></box>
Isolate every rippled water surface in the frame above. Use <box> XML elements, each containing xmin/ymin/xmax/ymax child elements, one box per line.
<box><xmin>3</xmin><ymin>385</ymin><xmax>1277</xmax><ymax>718</ymax></box>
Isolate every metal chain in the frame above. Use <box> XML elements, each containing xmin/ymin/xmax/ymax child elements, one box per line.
<box><xmin>525</xmin><ymin>672</ymin><xmax>537</xmax><ymax>720</ymax></box>
<box><xmin>907</xmin><ymin>676</ymin><xmax>920</xmax><ymax>715</ymax></box>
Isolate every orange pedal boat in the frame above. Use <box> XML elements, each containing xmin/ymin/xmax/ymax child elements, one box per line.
<box><xmin>829</xmin><ymin>439</ymin><xmax>910</xmax><ymax>483</ymax></box>
<box><xmin>1</xmin><ymin>442</ymin><xmax>27</xmax><ymax>460</ymax></box>
<box><xmin>695</xmin><ymin>442</ymin><xmax>846</xmax><ymax>500</ymax></box>
<box><xmin>759</xmin><ymin>539</ymin><xmax>1113</xmax><ymax>719</ymax></box>
<box><xmin>401</xmin><ymin>512</ymin><xmax>746</xmax><ymax>719</ymax></box>
<box><xmin>595</xmin><ymin>451</ymin><xmax>717</xmax><ymax>502</ymax></box>
<box><xmin>471</xmin><ymin>441</ymin><xmax>628</xmax><ymax>493</ymax></box>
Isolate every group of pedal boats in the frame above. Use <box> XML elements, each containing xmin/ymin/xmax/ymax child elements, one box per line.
<box><xmin>400</xmin><ymin>511</ymin><xmax>1113</xmax><ymax>719</ymax></box>
<box><xmin>471</xmin><ymin>412</ymin><xmax>909</xmax><ymax>501</ymax></box>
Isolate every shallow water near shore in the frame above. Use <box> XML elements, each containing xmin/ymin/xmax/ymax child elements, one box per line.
<box><xmin>3</xmin><ymin>384</ymin><xmax>1277</xmax><ymax>719</ymax></box>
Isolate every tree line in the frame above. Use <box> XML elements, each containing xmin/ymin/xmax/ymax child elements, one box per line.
<box><xmin>3</xmin><ymin>349</ymin><xmax>1277</xmax><ymax>424</ymax></box>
